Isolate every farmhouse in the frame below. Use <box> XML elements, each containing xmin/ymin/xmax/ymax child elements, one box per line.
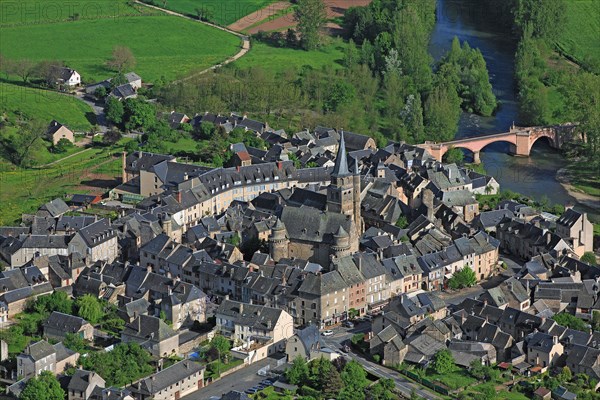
<box><xmin>51</xmin><ymin>67</ymin><xmax>81</xmax><ymax>87</ymax></box>
<box><xmin>47</xmin><ymin>120</ymin><xmax>75</xmax><ymax>145</ymax></box>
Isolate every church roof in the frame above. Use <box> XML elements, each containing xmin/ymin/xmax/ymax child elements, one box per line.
<box><xmin>332</xmin><ymin>132</ymin><xmax>350</xmax><ymax>177</ymax></box>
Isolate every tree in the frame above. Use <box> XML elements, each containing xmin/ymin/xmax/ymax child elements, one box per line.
<box><xmin>34</xmin><ymin>60</ymin><xmax>65</xmax><ymax>87</ymax></box>
<box><xmin>20</xmin><ymin>371</ymin><xmax>65</xmax><ymax>400</ymax></box>
<box><xmin>76</xmin><ymin>294</ymin><xmax>104</xmax><ymax>324</ymax></box>
<box><xmin>366</xmin><ymin>378</ymin><xmax>396</xmax><ymax>400</ymax></box>
<box><xmin>53</xmin><ymin>138</ymin><xmax>73</xmax><ymax>153</ymax></box>
<box><xmin>64</xmin><ymin>332</ymin><xmax>87</xmax><ymax>353</ymax></box>
<box><xmin>105</xmin><ymin>97</ymin><xmax>124</xmax><ymax>125</ymax></box>
<box><xmin>294</xmin><ymin>0</ymin><xmax>327</xmax><ymax>51</ymax></box>
<box><xmin>341</xmin><ymin>361</ymin><xmax>368</xmax><ymax>396</ymax></box>
<box><xmin>582</xmin><ymin>252</ymin><xmax>597</xmax><ymax>266</ymax></box>
<box><xmin>102</xmin><ymin>130</ymin><xmax>122</xmax><ymax>146</ymax></box>
<box><xmin>445</xmin><ymin>147</ymin><xmax>464</xmax><ymax>165</ymax></box>
<box><xmin>107</xmin><ymin>46</ymin><xmax>136</xmax><ymax>73</ymax></box>
<box><xmin>395</xmin><ymin>215</ymin><xmax>408</xmax><ymax>228</ymax></box>
<box><xmin>558</xmin><ymin>366</ymin><xmax>572</xmax><ymax>383</ymax></box>
<box><xmin>552</xmin><ymin>312</ymin><xmax>589</xmax><ymax>331</ymax></box>
<box><xmin>322</xmin><ymin>366</ymin><xmax>343</xmax><ymax>398</ymax></box>
<box><xmin>0</xmin><ymin>119</ymin><xmax>46</xmax><ymax>166</ymax></box>
<box><xmin>95</xmin><ymin>86</ymin><xmax>108</xmax><ymax>99</ymax></box>
<box><xmin>123</xmin><ymin>98</ymin><xmax>156</xmax><ymax>131</ymax></box>
<box><xmin>431</xmin><ymin>349</ymin><xmax>455</xmax><ymax>374</ymax></box>
<box><xmin>10</xmin><ymin>59</ymin><xmax>35</xmax><ymax>82</ymax></box>
<box><xmin>286</xmin><ymin>356</ymin><xmax>310</xmax><ymax>385</ymax></box>
<box><xmin>448</xmin><ymin>267</ymin><xmax>477</xmax><ymax>290</ymax></box>
<box><xmin>210</xmin><ymin>335</ymin><xmax>231</xmax><ymax>358</ymax></box>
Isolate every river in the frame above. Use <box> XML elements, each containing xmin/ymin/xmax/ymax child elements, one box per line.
<box><xmin>428</xmin><ymin>0</ymin><xmax>599</xmax><ymax>220</ymax></box>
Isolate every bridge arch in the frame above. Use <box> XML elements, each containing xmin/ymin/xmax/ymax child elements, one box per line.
<box><xmin>443</xmin><ymin>139</ymin><xmax>520</xmax><ymax>163</ymax></box>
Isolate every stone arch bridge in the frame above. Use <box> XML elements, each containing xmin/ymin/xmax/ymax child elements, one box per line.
<box><xmin>418</xmin><ymin>124</ymin><xmax>578</xmax><ymax>163</ymax></box>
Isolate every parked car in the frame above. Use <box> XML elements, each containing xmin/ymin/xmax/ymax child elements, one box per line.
<box><xmin>245</xmin><ymin>388</ymin><xmax>258</xmax><ymax>394</ymax></box>
<box><xmin>342</xmin><ymin>320</ymin><xmax>354</xmax><ymax>328</ymax></box>
<box><xmin>322</xmin><ymin>329</ymin><xmax>334</xmax><ymax>336</ymax></box>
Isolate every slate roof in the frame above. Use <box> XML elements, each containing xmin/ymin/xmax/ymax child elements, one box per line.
<box><xmin>122</xmin><ymin>315</ymin><xmax>177</xmax><ymax>342</ymax></box>
<box><xmin>556</xmin><ymin>208</ymin><xmax>583</xmax><ymax>229</ymax></box>
<box><xmin>280</xmin><ymin>206</ymin><xmax>354</xmax><ymax>245</ymax></box>
<box><xmin>44</xmin><ymin>311</ymin><xmax>89</xmax><ymax>334</ymax></box>
<box><xmin>23</xmin><ymin>340</ymin><xmax>55</xmax><ymax>361</ymax></box>
<box><xmin>77</xmin><ymin>219</ymin><xmax>116</xmax><ymax>247</ymax></box>
<box><xmin>332</xmin><ymin>132</ymin><xmax>350</xmax><ymax>177</ymax></box>
<box><xmin>216</xmin><ymin>299</ymin><xmax>284</xmax><ymax>332</ymax></box>
<box><xmin>135</xmin><ymin>360</ymin><xmax>203</xmax><ymax>395</ymax></box>
<box><xmin>68</xmin><ymin>369</ymin><xmax>103</xmax><ymax>392</ymax></box>
<box><xmin>294</xmin><ymin>325</ymin><xmax>322</xmax><ymax>357</ymax></box>
<box><xmin>38</xmin><ymin>198</ymin><xmax>70</xmax><ymax>217</ymax></box>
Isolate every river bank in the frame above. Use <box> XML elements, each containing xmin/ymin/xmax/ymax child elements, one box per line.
<box><xmin>556</xmin><ymin>167</ymin><xmax>600</xmax><ymax>212</ymax></box>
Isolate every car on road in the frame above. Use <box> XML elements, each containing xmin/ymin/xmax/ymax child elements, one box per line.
<box><xmin>342</xmin><ymin>320</ymin><xmax>354</xmax><ymax>328</ymax></box>
<box><xmin>245</xmin><ymin>388</ymin><xmax>259</xmax><ymax>394</ymax></box>
<box><xmin>322</xmin><ymin>329</ymin><xmax>334</xmax><ymax>336</ymax></box>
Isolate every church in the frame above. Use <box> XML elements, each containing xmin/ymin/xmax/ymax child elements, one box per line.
<box><xmin>269</xmin><ymin>133</ymin><xmax>364</xmax><ymax>267</ymax></box>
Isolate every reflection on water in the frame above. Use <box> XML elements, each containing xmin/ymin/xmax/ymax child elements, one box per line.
<box><xmin>429</xmin><ymin>0</ymin><xmax>598</xmax><ymax>220</ymax></box>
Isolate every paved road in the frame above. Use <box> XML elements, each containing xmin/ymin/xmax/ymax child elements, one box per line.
<box><xmin>182</xmin><ymin>358</ymin><xmax>275</xmax><ymax>400</ymax></box>
<box><xmin>76</xmin><ymin>93</ymin><xmax>108</xmax><ymax>133</ymax></box>
<box><xmin>320</xmin><ymin>325</ymin><xmax>441</xmax><ymax>400</ymax></box>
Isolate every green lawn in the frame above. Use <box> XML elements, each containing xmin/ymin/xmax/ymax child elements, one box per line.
<box><xmin>0</xmin><ymin>144</ymin><xmax>126</xmax><ymax>225</ymax></box>
<box><xmin>0</xmin><ymin>0</ymin><xmax>159</xmax><ymax>25</ymax></box>
<box><xmin>426</xmin><ymin>370</ymin><xmax>477</xmax><ymax>390</ymax></box>
<box><xmin>0</xmin><ymin>82</ymin><xmax>94</xmax><ymax>131</ymax></box>
<box><xmin>556</xmin><ymin>0</ymin><xmax>600</xmax><ymax>69</ymax></box>
<box><xmin>235</xmin><ymin>39</ymin><xmax>347</xmax><ymax>73</ymax></box>
<box><xmin>0</xmin><ymin>15</ymin><xmax>241</xmax><ymax>83</ymax></box>
<box><xmin>141</xmin><ymin>0</ymin><xmax>280</xmax><ymax>26</ymax></box>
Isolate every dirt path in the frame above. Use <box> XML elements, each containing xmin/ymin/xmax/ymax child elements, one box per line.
<box><xmin>227</xmin><ymin>1</ymin><xmax>291</xmax><ymax>32</ymax></box>
<box><xmin>134</xmin><ymin>0</ymin><xmax>250</xmax><ymax>83</ymax></box>
<box><xmin>247</xmin><ymin>0</ymin><xmax>372</xmax><ymax>34</ymax></box>
<box><xmin>38</xmin><ymin>147</ymin><xmax>94</xmax><ymax>168</ymax></box>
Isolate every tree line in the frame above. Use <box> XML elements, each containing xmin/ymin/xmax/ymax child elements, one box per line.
<box><xmin>493</xmin><ymin>0</ymin><xmax>600</xmax><ymax>168</ymax></box>
<box><xmin>158</xmin><ymin>0</ymin><xmax>497</xmax><ymax>146</ymax></box>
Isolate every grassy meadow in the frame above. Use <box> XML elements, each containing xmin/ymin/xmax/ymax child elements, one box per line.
<box><xmin>0</xmin><ymin>144</ymin><xmax>124</xmax><ymax>225</ymax></box>
<box><xmin>0</xmin><ymin>15</ymin><xmax>241</xmax><ymax>83</ymax></box>
<box><xmin>556</xmin><ymin>0</ymin><xmax>600</xmax><ymax>69</ymax></box>
<box><xmin>141</xmin><ymin>0</ymin><xmax>279</xmax><ymax>26</ymax></box>
<box><xmin>0</xmin><ymin>82</ymin><xmax>94</xmax><ymax>131</ymax></box>
<box><xmin>234</xmin><ymin>39</ymin><xmax>347</xmax><ymax>73</ymax></box>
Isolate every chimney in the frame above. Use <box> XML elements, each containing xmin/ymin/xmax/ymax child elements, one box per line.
<box><xmin>239</xmin><ymin>303</ymin><xmax>244</xmax><ymax>315</ymax></box>
<box><xmin>277</xmin><ymin>161</ymin><xmax>283</xmax><ymax>170</ymax></box>
<box><xmin>183</xmin><ymin>172</ymin><xmax>189</xmax><ymax>181</ymax></box>
<box><xmin>177</xmin><ymin>191</ymin><xmax>182</xmax><ymax>203</ymax></box>
<box><xmin>236</xmin><ymin>166</ymin><xmax>240</xmax><ymax>172</ymax></box>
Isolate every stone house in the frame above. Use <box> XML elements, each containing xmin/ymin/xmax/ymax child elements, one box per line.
<box><xmin>216</xmin><ymin>299</ymin><xmax>294</xmax><ymax>355</ymax></box>
<box><xmin>128</xmin><ymin>360</ymin><xmax>204</xmax><ymax>400</ymax></box>
<box><xmin>47</xmin><ymin>120</ymin><xmax>75</xmax><ymax>144</ymax></box>
<box><xmin>555</xmin><ymin>208</ymin><xmax>594</xmax><ymax>258</ymax></box>
<box><xmin>121</xmin><ymin>315</ymin><xmax>179</xmax><ymax>358</ymax></box>
<box><xmin>17</xmin><ymin>340</ymin><xmax>78</xmax><ymax>379</ymax></box>
<box><xmin>68</xmin><ymin>219</ymin><xmax>118</xmax><ymax>263</ymax></box>
<box><xmin>43</xmin><ymin>311</ymin><xmax>94</xmax><ymax>342</ymax></box>
<box><xmin>525</xmin><ymin>332</ymin><xmax>563</xmax><ymax>370</ymax></box>
<box><xmin>67</xmin><ymin>369</ymin><xmax>105</xmax><ymax>400</ymax></box>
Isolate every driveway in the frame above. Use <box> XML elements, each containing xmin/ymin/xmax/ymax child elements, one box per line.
<box><xmin>182</xmin><ymin>357</ymin><xmax>276</xmax><ymax>400</ymax></box>
<box><xmin>76</xmin><ymin>92</ymin><xmax>108</xmax><ymax>133</ymax></box>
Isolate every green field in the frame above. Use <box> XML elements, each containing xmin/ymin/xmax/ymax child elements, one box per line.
<box><xmin>235</xmin><ymin>39</ymin><xmax>347</xmax><ymax>73</ymax></box>
<box><xmin>0</xmin><ymin>15</ymin><xmax>241</xmax><ymax>83</ymax></box>
<box><xmin>0</xmin><ymin>0</ymin><xmax>159</xmax><ymax>25</ymax></box>
<box><xmin>0</xmin><ymin>145</ymin><xmax>124</xmax><ymax>225</ymax></box>
<box><xmin>557</xmin><ymin>0</ymin><xmax>600</xmax><ymax>68</ymax></box>
<box><xmin>141</xmin><ymin>0</ymin><xmax>279</xmax><ymax>26</ymax></box>
<box><xmin>0</xmin><ymin>82</ymin><xmax>94</xmax><ymax>131</ymax></box>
